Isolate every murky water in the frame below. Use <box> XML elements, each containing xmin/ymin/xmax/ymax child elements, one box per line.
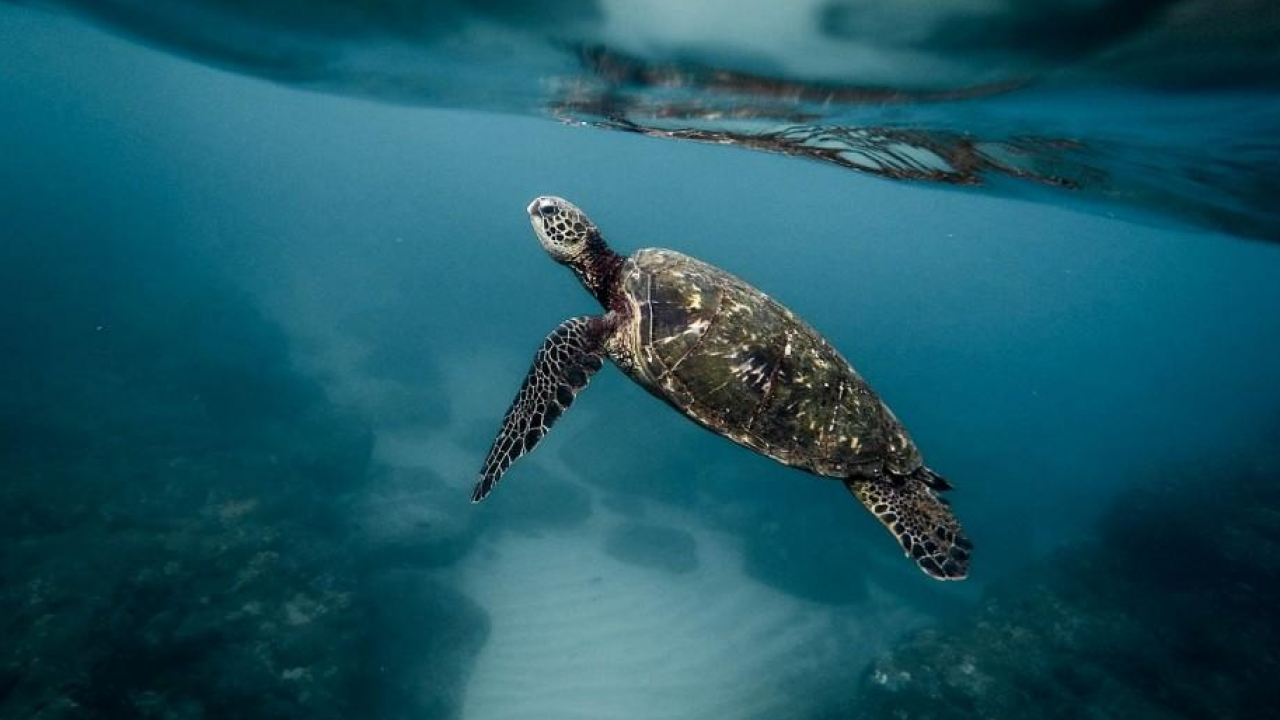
<box><xmin>3</xmin><ymin>2</ymin><xmax>1280</xmax><ymax>719</ymax></box>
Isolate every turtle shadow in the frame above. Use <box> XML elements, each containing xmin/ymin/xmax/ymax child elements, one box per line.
<box><xmin>560</xmin><ymin>400</ymin><xmax>880</xmax><ymax>605</ymax></box>
<box><xmin>603</xmin><ymin>521</ymin><xmax>700</xmax><ymax>575</ymax></box>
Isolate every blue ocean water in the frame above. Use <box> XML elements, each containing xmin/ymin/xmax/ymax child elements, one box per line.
<box><xmin>3</xmin><ymin>2</ymin><xmax>1280</xmax><ymax>719</ymax></box>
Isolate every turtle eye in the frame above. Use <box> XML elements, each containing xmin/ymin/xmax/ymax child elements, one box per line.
<box><xmin>540</xmin><ymin>204</ymin><xmax>559</xmax><ymax>217</ymax></box>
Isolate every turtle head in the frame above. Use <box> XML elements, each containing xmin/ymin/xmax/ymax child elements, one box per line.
<box><xmin>528</xmin><ymin>196</ymin><xmax>602</xmax><ymax>265</ymax></box>
<box><xmin>527</xmin><ymin>196</ymin><xmax>622</xmax><ymax>306</ymax></box>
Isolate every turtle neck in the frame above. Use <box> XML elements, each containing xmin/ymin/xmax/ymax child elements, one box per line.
<box><xmin>570</xmin><ymin>231</ymin><xmax>625</xmax><ymax>307</ymax></box>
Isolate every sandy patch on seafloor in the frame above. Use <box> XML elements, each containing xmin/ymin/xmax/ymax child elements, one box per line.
<box><xmin>457</xmin><ymin>491</ymin><xmax>929</xmax><ymax>720</ymax></box>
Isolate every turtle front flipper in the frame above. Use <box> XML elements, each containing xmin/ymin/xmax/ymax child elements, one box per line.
<box><xmin>847</xmin><ymin>469</ymin><xmax>972</xmax><ymax>580</ymax></box>
<box><xmin>472</xmin><ymin>315</ymin><xmax>609</xmax><ymax>503</ymax></box>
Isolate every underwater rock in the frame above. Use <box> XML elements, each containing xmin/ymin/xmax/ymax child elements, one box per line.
<box><xmin>851</xmin><ymin>457</ymin><xmax>1280</xmax><ymax>720</ymax></box>
<box><xmin>0</xmin><ymin>226</ymin><xmax>489</xmax><ymax>719</ymax></box>
<box><xmin>603</xmin><ymin>522</ymin><xmax>699</xmax><ymax>575</ymax></box>
<box><xmin>352</xmin><ymin>570</ymin><xmax>490</xmax><ymax>720</ymax></box>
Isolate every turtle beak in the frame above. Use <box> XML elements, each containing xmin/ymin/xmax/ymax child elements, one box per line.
<box><xmin>527</xmin><ymin>198</ymin><xmax>540</xmax><ymax>216</ymax></box>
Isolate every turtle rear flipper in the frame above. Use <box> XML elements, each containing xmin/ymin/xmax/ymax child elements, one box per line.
<box><xmin>847</xmin><ymin>469</ymin><xmax>972</xmax><ymax>580</ymax></box>
<box><xmin>472</xmin><ymin>315</ymin><xmax>609</xmax><ymax>502</ymax></box>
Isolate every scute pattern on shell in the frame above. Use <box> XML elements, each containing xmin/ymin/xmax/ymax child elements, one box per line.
<box><xmin>622</xmin><ymin>248</ymin><xmax>921</xmax><ymax>479</ymax></box>
<box><xmin>472</xmin><ymin>316</ymin><xmax>606</xmax><ymax>502</ymax></box>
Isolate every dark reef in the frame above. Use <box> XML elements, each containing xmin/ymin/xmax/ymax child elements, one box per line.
<box><xmin>0</xmin><ymin>237</ymin><xmax>489</xmax><ymax>719</ymax></box>
<box><xmin>842</xmin><ymin>437</ymin><xmax>1280</xmax><ymax>720</ymax></box>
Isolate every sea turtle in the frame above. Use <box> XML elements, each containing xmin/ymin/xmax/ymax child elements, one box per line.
<box><xmin>472</xmin><ymin>196</ymin><xmax>972</xmax><ymax>580</ymax></box>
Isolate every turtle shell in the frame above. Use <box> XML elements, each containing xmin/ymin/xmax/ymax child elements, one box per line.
<box><xmin>619</xmin><ymin>248</ymin><xmax>921</xmax><ymax>478</ymax></box>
